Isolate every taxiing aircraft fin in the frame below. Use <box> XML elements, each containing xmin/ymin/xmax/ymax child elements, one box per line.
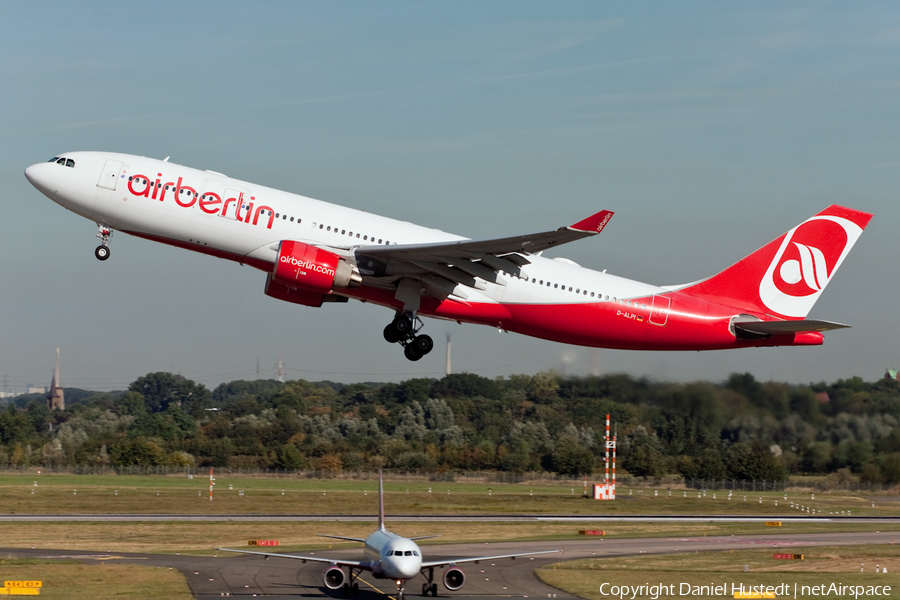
<box><xmin>378</xmin><ymin>469</ymin><xmax>385</xmax><ymax>531</ymax></box>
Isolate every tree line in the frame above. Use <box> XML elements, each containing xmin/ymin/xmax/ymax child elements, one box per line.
<box><xmin>1</xmin><ymin>371</ymin><xmax>899</xmax><ymax>483</ymax></box>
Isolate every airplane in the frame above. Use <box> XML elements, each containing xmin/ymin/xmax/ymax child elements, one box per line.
<box><xmin>217</xmin><ymin>472</ymin><xmax>559</xmax><ymax>598</ymax></box>
<box><xmin>24</xmin><ymin>152</ymin><xmax>872</xmax><ymax>361</ymax></box>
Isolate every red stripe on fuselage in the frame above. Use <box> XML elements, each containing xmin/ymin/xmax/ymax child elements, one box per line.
<box><xmin>121</xmin><ymin>229</ymin><xmax>819</xmax><ymax>350</ymax></box>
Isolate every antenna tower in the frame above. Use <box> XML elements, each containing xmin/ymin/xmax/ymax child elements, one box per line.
<box><xmin>275</xmin><ymin>355</ymin><xmax>285</xmax><ymax>383</ymax></box>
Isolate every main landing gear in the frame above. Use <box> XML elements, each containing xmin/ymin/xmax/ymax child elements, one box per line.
<box><xmin>95</xmin><ymin>224</ymin><xmax>112</xmax><ymax>261</ymax></box>
<box><xmin>421</xmin><ymin>567</ymin><xmax>438</xmax><ymax>596</ymax></box>
<box><xmin>383</xmin><ymin>312</ymin><xmax>434</xmax><ymax>362</ymax></box>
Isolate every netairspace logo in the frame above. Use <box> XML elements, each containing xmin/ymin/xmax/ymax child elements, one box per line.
<box><xmin>598</xmin><ymin>582</ymin><xmax>892</xmax><ymax>599</ymax></box>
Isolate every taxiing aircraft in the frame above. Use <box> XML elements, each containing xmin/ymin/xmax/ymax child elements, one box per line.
<box><xmin>25</xmin><ymin>152</ymin><xmax>872</xmax><ymax>361</ymax></box>
<box><xmin>218</xmin><ymin>473</ymin><xmax>558</xmax><ymax>598</ymax></box>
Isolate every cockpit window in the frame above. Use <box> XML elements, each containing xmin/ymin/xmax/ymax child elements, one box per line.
<box><xmin>48</xmin><ymin>157</ymin><xmax>59</xmax><ymax>162</ymax></box>
<box><xmin>404</xmin><ymin>551</ymin><xmax>413</xmax><ymax>556</ymax></box>
<box><xmin>65</xmin><ymin>159</ymin><xmax>75</xmax><ymax>167</ymax></box>
<box><xmin>53</xmin><ymin>157</ymin><xmax>75</xmax><ymax>168</ymax></box>
<box><xmin>57</xmin><ymin>158</ymin><xmax>65</xmax><ymax>165</ymax></box>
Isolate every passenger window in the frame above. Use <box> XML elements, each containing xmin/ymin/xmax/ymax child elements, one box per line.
<box><xmin>283</xmin><ymin>215</ymin><xmax>287</xmax><ymax>220</ymax></box>
<box><xmin>320</xmin><ymin>224</ymin><xmax>324</xmax><ymax>229</ymax></box>
<box><xmin>378</xmin><ymin>239</ymin><xmax>382</xmax><ymax>244</ymax></box>
<box><xmin>356</xmin><ymin>233</ymin><xmax>360</xmax><ymax>238</ymax></box>
<box><xmin>341</xmin><ymin>229</ymin><xmax>346</xmax><ymax>235</ymax></box>
<box><xmin>554</xmin><ymin>284</ymin><xmax>558</xmax><ymax>289</ymax></box>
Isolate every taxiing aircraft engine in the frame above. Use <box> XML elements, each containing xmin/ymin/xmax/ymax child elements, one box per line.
<box><xmin>272</xmin><ymin>240</ymin><xmax>361</xmax><ymax>294</ymax></box>
<box><xmin>443</xmin><ymin>567</ymin><xmax>465</xmax><ymax>591</ymax></box>
<box><xmin>323</xmin><ymin>566</ymin><xmax>347</xmax><ymax>590</ymax></box>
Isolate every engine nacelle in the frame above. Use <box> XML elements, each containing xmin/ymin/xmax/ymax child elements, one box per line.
<box><xmin>272</xmin><ymin>240</ymin><xmax>361</xmax><ymax>293</ymax></box>
<box><xmin>323</xmin><ymin>566</ymin><xmax>346</xmax><ymax>590</ymax></box>
<box><xmin>443</xmin><ymin>567</ymin><xmax>465</xmax><ymax>591</ymax></box>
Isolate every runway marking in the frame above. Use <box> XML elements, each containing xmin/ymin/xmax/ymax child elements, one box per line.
<box><xmin>33</xmin><ymin>554</ymin><xmax>147</xmax><ymax>561</ymax></box>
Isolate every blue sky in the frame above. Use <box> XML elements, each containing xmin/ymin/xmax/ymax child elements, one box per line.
<box><xmin>2</xmin><ymin>2</ymin><xmax>898</xmax><ymax>391</ymax></box>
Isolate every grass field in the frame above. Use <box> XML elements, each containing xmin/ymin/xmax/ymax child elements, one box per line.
<box><xmin>0</xmin><ymin>474</ymin><xmax>889</xmax><ymax>517</ymax></box>
<box><xmin>538</xmin><ymin>545</ymin><xmax>900</xmax><ymax>599</ymax></box>
<box><xmin>0</xmin><ymin>559</ymin><xmax>192</xmax><ymax>599</ymax></box>
<box><xmin>0</xmin><ymin>520</ymin><xmax>895</xmax><ymax>555</ymax></box>
<box><xmin>0</xmin><ymin>474</ymin><xmax>894</xmax><ymax>555</ymax></box>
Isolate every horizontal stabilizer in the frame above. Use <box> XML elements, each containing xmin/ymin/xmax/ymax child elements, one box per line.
<box><xmin>734</xmin><ymin>319</ymin><xmax>849</xmax><ymax>337</ymax></box>
<box><xmin>318</xmin><ymin>534</ymin><xmax>367</xmax><ymax>543</ymax></box>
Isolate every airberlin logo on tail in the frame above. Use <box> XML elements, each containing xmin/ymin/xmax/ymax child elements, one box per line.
<box><xmin>280</xmin><ymin>255</ymin><xmax>335</xmax><ymax>277</ymax></box>
<box><xmin>759</xmin><ymin>215</ymin><xmax>863</xmax><ymax>318</ymax></box>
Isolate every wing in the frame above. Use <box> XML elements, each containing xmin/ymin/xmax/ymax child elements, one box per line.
<box><xmin>354</xmin><ymin>210</ymin><xmax>613</xmax><ymax>302</ymax></box>
<box><xmin>217</xmin><ymin>547</ymin><xmax>369</xmax><ymax>569</ymax></box>
<box><xmin>318</xmin><ymin>534</ymin><xmax>368</xmax><ymax>543</ymax></box>
<box><xmin>420</xmin><ymin>549</ymin><xmax>560</xmax><ymax>569</ymax></box>
<box><xmin>734</xmin><ymin>319</ymin><xmax>849</xmax><ymax>337</ymax></box>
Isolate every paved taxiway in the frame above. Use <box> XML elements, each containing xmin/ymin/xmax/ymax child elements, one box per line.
<box><xmin>1</xmin><ymin>531</ymin><xmax>896</xmax><ymax>599</ymax></box>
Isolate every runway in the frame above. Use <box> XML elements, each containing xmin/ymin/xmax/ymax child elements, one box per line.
<box><xmin>1</xmin><ymin>531</ymin><xmax>896</xmax><ymax>599</ymax></box>
<box><xmin>0</xmin><ymin>514</ymin><xmax>893</xmax><ymax>523</ymax></box>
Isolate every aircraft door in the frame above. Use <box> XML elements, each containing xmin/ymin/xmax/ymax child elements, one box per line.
<box><xmin>649</xmin><ymin>295</ymin><xmax>670</xmax><ymax>326</ymax></box>
<box><xmin>97</xmin><ymin>159</ymin><xmax>123</xmax><ymax>190</ymax></box>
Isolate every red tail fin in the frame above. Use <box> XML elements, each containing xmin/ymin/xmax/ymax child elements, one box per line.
<box><xmin>679</xmin><ymin>205</ymin><xmax>872</xmax><ymax>319</ymax></box>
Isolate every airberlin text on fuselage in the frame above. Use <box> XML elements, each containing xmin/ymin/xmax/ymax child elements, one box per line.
<box><xmin>126</xmin><ymin>172</ymin><xmax>275</xmax><ymax>229</ymax></box>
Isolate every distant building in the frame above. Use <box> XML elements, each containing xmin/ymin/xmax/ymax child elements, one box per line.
<box><xmin>47</xmin><ymin>347</ymin><xmax>64</xmax><ymax>411</ymax></box>
<box><xmin>885</xmin><ymin>369</ymin><xmax>900</xmax><ymax>382</ymax></box>
<box><xmin>27</xmin><ymin>386</ymin><xmax>47</xmax><ymax>394</ymax></box>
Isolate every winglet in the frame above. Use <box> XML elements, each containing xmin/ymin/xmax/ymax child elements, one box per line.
<box><xmin>570</xmin><ymin>210</ymin><xmax>614</xmax><ymax>233</ymax></box>
<box><xmin>378</xmin><ymin>469</ymin><xmax>385</xmax><ymax>531</ymax></box>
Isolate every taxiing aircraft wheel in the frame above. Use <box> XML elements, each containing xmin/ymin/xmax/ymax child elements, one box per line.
<box><xmin>383</xmin><ymin>323</ymin><xmax>402</xmax><ymax>344</ymax></box>
<box><xmin>430</xmin><ymin>583</ymin><xmax>437</xmax><ymax>596</ymax></box>
<box><xmin>404</xmin><ymin>344</ymin><xmax>423</xmax><ymax>362</ymax></box>
<box><xmin>414</xmin><ymin>334</ymin><xmax>434</xmax><ymax>355</ymax></box>
<box><xmin>352</xmin><ymin>583</ymin><xmax>359</xmax><ymax>596</ymax></box>
<box><xmin>422</xmin><ymin>584</ymin><xmax>428</xmax><ymax>596</ymax></box>
<box><xmin>95</xmin><ymin>245</ymin><xmax>110</xmax><ymax>261</ymax></box>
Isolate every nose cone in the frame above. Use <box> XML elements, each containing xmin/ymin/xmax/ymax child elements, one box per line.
<box><xmin>397</xmin><ymin>557</ymin><xmax>421</xmax><ymax>579</ymax></box>
<box><xmin>25</xmin><ymin>162</ymin><xmax>52</xmax><ymax>194</ymax></box>
<box><xmin>24</xmin><ymin>163</ymin><xmax>41</xmax><ymax>185</ymax></box>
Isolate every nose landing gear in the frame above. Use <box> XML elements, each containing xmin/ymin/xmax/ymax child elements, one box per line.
<box><xmin>383</xmin><ymin>313</ymin><xmax>434</xmax><ymax>361</ymax></box>
<box><xmin>95</xmin><ymin>224</ymin><xmax>113</xmax><ymax>261</ymax></box>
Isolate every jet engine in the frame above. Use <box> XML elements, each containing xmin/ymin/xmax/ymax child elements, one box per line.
<box><xmin>272</xmin><ymin>240</ymin><xmax>361</xmax><ymax>293</ymax></box>
<box><xmin>443</xmin><ymin>567</ymin><xmax>465</xmax><ymax>591</ymax></box>
<box><xmin>323</xmin><ymin>566</ymin><xmax>346</xmax><ymax>590</ymax></box>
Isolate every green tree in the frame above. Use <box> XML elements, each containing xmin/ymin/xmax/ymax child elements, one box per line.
<box><xmin>551</xmin><ymin>435</ymin><xmax>595</xmax><ymax>476</ymax></box>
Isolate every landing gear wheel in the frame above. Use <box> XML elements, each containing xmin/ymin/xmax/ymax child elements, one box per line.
<box><xmin>422</xmin><ymin>584</ymin><xmax>428</xmax><ymax>596</ymax></box>
<box><xmin>404</xmin><ymin>343</ymin><xmax>423</xmax><ymax>362</ymax></box>
<box><xmin>431</xmin><ymin>583</ymin><xmax>437</xmax><ymax>596</ymax></box>
<box><xmin>383</xmin><ymin>323</ymin><xmax>402</xmax><ymax>344</ymax></box>
<box><xmin>413</xmin><ymin>334</ymin><xmax>434</xmax><ymax>356</ymax></box>
<box><xmin>95</xmin><ymin>245</ymin><xmax>110</xmax><ymax>261</ymax></box>
<box><xmin>393</xmin><ymin>316</ymin><xmax>412</xmax><ymax>334</ymax></box>
<box><xmin>352</xmin><ymin>583</ymin><xmax>359</xmax><ymax>596</ymax></box>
